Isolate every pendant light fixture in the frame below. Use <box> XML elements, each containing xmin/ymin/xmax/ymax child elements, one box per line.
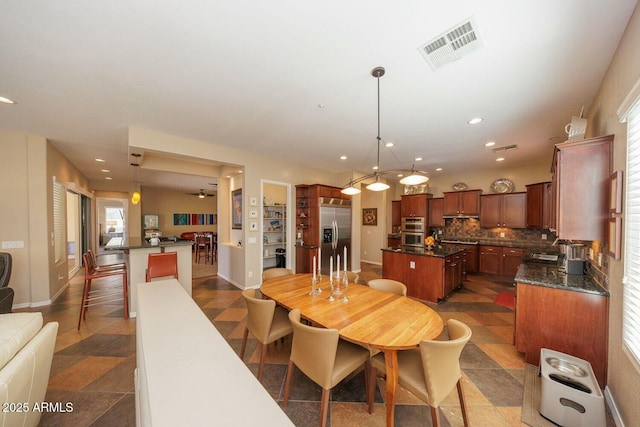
<box><xmin>341</xmin><ymin>67</ymin><xmax>428</xmax><ymax>195</ymax></box>
<box><xmin>130</xmin><ymin>153</ymin><xmax>141</xmax><ymax>205</ymax></box>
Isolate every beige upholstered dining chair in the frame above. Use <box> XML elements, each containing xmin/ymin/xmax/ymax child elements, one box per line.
<box><xmin>240</xmin><ymin>289</ymin><xmax>293</xmax><ymax>381</ymax></box>
<box><xmin>370</xmin><ymin>319</ymin><xmax>472</xmax><ymax>427</ymax></box>
<box><xmin>283</xmin><ymin>308</ymin><xmax>372</xmax><ymax>427</ymax></box>
<box><xmin>261</xmin><ymin>267</ymin><xmax>293</xmax><ymax>281</ymax></box>
<box><xmin>367</xmin><ymin>278</ymin><xmax>407</xmax><ymax>296</ymax></box>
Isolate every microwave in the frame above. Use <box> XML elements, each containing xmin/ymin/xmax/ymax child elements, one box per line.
<box><xmin>401</xmin><ymin>217</ymin><xmax>425</xmax><ymax>233</ymax></box>
<box><xmin>402</xmin><ymin>232</ymin><xmax>424</xmax><ymax>248</ymax></box>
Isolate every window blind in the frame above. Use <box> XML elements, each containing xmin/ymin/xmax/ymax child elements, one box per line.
<box><xmin>53</xmin><ymin>181</ymin><xmax>66</xmax><ymax>263</ymax></box>
<box><xmin>623</xmin><ymin>101</ymin><xmax>640</xmax><ymax>365</ymax></box>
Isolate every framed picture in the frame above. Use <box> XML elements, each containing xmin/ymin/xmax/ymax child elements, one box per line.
<box><xmin>608</xmin><ymin>217</ymin><xmax>622</xmax><ymax>260</ymax></box>
<box><xmin>362</xmin><ymin>208</ymin><xmax>377</xmax><ymax>226</ymax></box>
<box><xmin>232</xmin><ymin>188</ymin><xmax>243</xmax><ymax>229</ymax></box>
<box><xmin>609</xmin><ymin>170</ymin><xmax>623</xmax><ymax>214</ymax></box>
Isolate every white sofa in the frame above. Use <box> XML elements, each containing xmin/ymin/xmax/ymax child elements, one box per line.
<box><xmin>0</xmin><ymin>313</ymin><xmax>58</xmax><ymax>427</ymax></box>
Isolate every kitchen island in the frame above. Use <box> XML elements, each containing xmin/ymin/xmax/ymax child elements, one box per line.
<box><xmin>105</xmin><ymin>237</ymin><xmax>194</xmax><ymax>317</ymax></box>
<box><xmin>381</xmin><ymin>246</ymin><xmax>465</xmax><ymax>303</ymax></box>
<box><xmin>514</xmin><ymin>261</ymin><xmax>609</xmax><ymax>387</ymax></box>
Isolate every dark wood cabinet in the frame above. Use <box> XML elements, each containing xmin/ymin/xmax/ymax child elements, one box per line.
<box><xmin>479</xmin><ymin>245</ymin><xmax>524</xmax><ymax>277</ymax></box>
<box><xmin>516</xmin><ymin>283</ymin><xmax>609</xmax><ymax>386</ymax></box>
<box><xmin>428</xmin><ymin>198</ymin><xmax>445</xmax><ymax>227</ymax></box>
<box><xmin>444</xmin><ymin>253</ymin><xmax>463</xmax><ymax>296</ymax></box>
<box><xmin>526</xmin><ymin>182</ymin><xmax>552</xmax><ymax>229</ymax></box>
<box><xmin>440</xmin><ymin>243</ymin><xmax>478</xmax><ymax>274</ymax></box>
<box><xmin>391</xmin><ymin>200</ymin><xmax>401</xmax><ymax>228</ymax></box>
<box><xmin>401</xmin><ymin>193</ymin><xmax>432</xmax><ymax>218</ymax></box>
<box><xmin>295</xmin><ymin>184</ymin><xmax>350</xmax><ymax>272</ymax></box>
<box><xmin>443</xmin><ymin>190</ymin><xmax>481</xmax><ymax>217</ymax></box>
<box><xmin>551</xmin><ymin>134</ymin><xmax>613</xmax><ymax>240</ymax></box>
<box><xmin>480</xmin><ymin>193</ymin><xmax>526</xmax><ymax>228</ymax></box>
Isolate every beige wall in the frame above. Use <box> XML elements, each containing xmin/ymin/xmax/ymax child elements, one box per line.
<box><xmin>584</xmin><ymin>3</ymin><xmax>640</xmax><ymax>424</ymax></box>
<box><xmin>0</xmin><ymin>133</ymin><xmax>91</xmax><ymax>307</ymax></box>
<box><xmin>360</xmin><ymin>188</ymin><xmax>389</xmax><ymax>265</ymax></box>
<box><xmin>140</xmin><ymin>187</ymin><xmax>218</xmax><ymax>237</ymax></box>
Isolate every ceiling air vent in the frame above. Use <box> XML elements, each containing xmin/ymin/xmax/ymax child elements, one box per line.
<box><xmin>492</xmin><ymin>144</ymin><xmax>518</xmax><ymax>153</ymax></box>
<box><xmin>418</xmin><ymin>16</ymin><xmax>483</xmax><ymax>71</ymax></box>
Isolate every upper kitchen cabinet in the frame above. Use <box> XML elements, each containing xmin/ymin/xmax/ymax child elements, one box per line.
<box><xmin>526</xmin><ymin>182</ymin><xmax>552</xmax><ymax>229</ymax></box>
<box><xmin>480</xmin><ymin>193</ymin><xmax>526</xmax><ymax>228</ymax></box>
<box><xmin>391</xmin><ymin>200</ymin><xmax>401</xmax><ymax>228</ymax></box>
<box><xmin>401</xmin><ymin>193</ymin><xmax>433</xmax><ymax>218</ymax></box>
<box><xmin>443</xmin><ymin>190</ymin><xmax>482</xmax><ymax>217</ymax></box>
<box><xmin>428</xmin><ymin>198</ymin><xmax>445</xmax><ymax>227</ymax></box>
<box><xmin>551</xmin><ymin>135</ymin><xmax>613</xmax><ymax>241</ymax></box>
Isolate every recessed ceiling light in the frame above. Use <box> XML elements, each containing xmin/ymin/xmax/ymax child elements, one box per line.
<box><xmin>397</xmin><ymin>174</ymin><xmax>404</xmax><ymax>177</ymax></box>
<box><xmin>238</xmin><ymin>170</ymin><xmax>243</xmax><ymax>173</ymax></box>
<box><xmin>468</xmin><ymin>117</ymin><xmax>483</xmax><ymax>125</ymax></box>
<box><xmin>414</xmin><ymin>157</ymin><xmax>422</xmax><ymax>162</ymax></box>
<box><xmin>372</xmin><ymin>165</ymin><xmax>379</xmax><ymax>170</ymax></box>
<box><xmin>435</xmin><ymin>167</ymin><xmax>443</xmax><ymax>171</ymax></box>
<box><xmin>101</xmin><ymin>169</ymin><xmax>110</xmax><ymax>173</ymax></box>
<box><xmin>105</xmin><ymin>177</ymin><xmax>112</xmax><ymax>180</ymax></box>
<box><xmin>340</xmin><ymin>155</ymin><xmax>347</xmax><ymax>160</ymax></box>
<box><xmin>0</xmin><ymin>96</ymin><xmax>16</xmax><ymax>104</ymax></box>
<box><xmin>95</xmin><ymin>158</ymin><xmax>106</xmax><ymax>162</ymax></box>
<box><xmin>496</xmin><ymin>157</ymin><xmax>505</xmax><ymax>162</ymax></box>
<box><xmin>385</xmin><ymin>142</ymin><xmax>394</xmax><ymax>147</ymax></box>
<box><xmin>484</xmin><ymin>141</ymin><xmax>496</xmax><ymax>147</ymax></box>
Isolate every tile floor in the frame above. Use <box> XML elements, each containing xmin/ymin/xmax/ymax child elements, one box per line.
<box><xmin>19</xmin><ymin>262</ymin><xmax>527</xmax><ymax>426</ymax></box>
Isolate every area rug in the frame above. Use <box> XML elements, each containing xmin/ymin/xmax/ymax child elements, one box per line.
<box><xmin>494</xmin><ymin>291</ymin><xmax>515</xmax><ymax>309</ymax></box>
<box><xmin>521</xmin><ymin>363</ymin><xmax>556</xmax><ymax>427</ymax></box>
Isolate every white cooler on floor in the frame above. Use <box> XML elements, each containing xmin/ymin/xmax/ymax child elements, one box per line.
<box><xmin>540</xmin><ymin>348</ymin><xmax>605</xmax><ymax>427</ymax></box>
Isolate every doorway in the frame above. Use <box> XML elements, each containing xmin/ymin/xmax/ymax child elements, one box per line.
<box><xmin>66</xmin><ymin>191</ymin><xmax>81</xmax><ymax>276</ymax></box>
<box><xmin>261</xmin><ymin>181</ymin><xmax>291</xmax><ymax>272</ymax></box>
<box><xmin>97</xmin><ymin>198</ymin><xmax>128</xmax><ymax>253</ymax></box>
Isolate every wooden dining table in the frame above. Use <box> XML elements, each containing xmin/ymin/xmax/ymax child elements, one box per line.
<box><xmin>260</xmin><ymin>273</ymin><xmax>444</xmax><ymax>427</ymax></box>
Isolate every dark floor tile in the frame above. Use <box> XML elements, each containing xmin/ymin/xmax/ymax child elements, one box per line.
<box><xmin>258</xmin><ymin>363</ymin><xmax>288</xmax><ymax>399</ymax></box>
<box><xmin>460</xmin><ymin>343</ymin><xmax>502</xmax><ymax>369</ymax></box>
<box><xmin>196</xmin><ymin>305</ymin><xmax>225</xmax><ymax>321</ymax></box>
<box><xmin>89</xmin><ymin>393</ymin><xmax>136</xmax><ymax>427</ymax></box>
<box><xmin>56</xmin><ymin>334</ymin><xmax>135</xmax><ymax>358</ymax></box>
<box><xmin>49</xmin><ymin>354</ymin><xmax>86</xmax><ymax>377</ymax></box>
<box><xmin>394</xmin><ymin>404</ymin><xmax>447</xmax><ymax>427</ymax></box>
<box><xmin>212</xmin><ymin>320</ymin><xmax>240</xmax><ymax>338</ymax></box>
<box><xmin>331</xmin><ymin>369</ymin><xmax>370</xmax><ymax>403</ymax></box>
<box><xmin>84</xmin><ymin>354</ymin><xmax>136</xmax><ymax>392</ymax></box>
<box><xmin>464</xmin><ymin>368</ymin><xmax>524</xmax><ymax>406</ymax></box>
<box><xmin>279</xmin><ymin>400</ymin><xmax>323</xmax><ymax>427</ymax></box>
<box><xmin>279</xmin><ymin>365</ymin><xmax>324</xmax><ymax>402</ymax></box>
<box><xmin>435</xmin><ymin>301</ymin><xmax>513</xmax><ymax>313</ymax></box>
<box><xmin>40</xmin><ymin>390</ymin><xmax>126</xmax><ymax>426</ymax></box>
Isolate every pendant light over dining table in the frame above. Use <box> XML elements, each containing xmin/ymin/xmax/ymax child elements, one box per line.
<box><xmin>341</xmin><ymin>67</ymin><xmax>429</xmax><ymax>195</ymax></box>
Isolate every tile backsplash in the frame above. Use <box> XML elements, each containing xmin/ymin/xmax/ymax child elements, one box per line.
<box><xmin>436</xmin><ymin>218</ymin><xmax>557</xmax><ymax>249</ymax></box>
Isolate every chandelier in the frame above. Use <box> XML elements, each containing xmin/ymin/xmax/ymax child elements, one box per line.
<box><xmin>341</xmin><ymin>67</ymin><xmax>429</xmax><ymax>195</ymax></box>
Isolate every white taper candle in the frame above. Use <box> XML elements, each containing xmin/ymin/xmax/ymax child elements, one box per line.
<box><xmin>336</xmin><ymin>255</ymin><xmax>340</xmax><ymax>279</ymax></box>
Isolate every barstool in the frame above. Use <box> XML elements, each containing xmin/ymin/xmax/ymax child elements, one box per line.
<box><xmin>78</xmin><ymin>252</ymin><xmax>128</xmax><ymax>329</ymax></box>
<box><xmin>195</xmin><ymin>234</ymin><xmax>211</xmax><ymax>264</ymax></box>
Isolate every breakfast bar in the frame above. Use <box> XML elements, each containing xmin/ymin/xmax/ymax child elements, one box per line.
<box><xmin>105</xmin><ymin>237</ymin><xmax>193</xmax><ymax>317</ymax></box>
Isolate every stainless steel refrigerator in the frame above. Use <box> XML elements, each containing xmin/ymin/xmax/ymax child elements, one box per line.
<box><xmin>319</xmin><ymin>198</ymin><xmax>351</xmax><ymax>275</ymax></box>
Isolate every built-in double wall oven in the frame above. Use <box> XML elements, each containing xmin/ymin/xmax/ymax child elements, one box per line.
<box><xmin>401</xmin><ymin>217</ymin><xmax>425</xmax><ymax>247</ymax></box>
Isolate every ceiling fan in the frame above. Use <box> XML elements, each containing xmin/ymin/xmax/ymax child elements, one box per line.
<box><xmin>187</xmin><ymin>189</ymin><xmax>216</xmax><ymax>198</ymax></box>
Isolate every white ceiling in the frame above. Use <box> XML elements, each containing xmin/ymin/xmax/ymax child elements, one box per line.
<box><xmin>1</xmin><ymin>1</ymin><xmax>637</xmax><ymax>192</ymax></box>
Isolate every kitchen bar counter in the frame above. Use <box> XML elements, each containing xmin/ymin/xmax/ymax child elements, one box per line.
<box><xmin>105</xmin><ymin>237</ymin><xmax>194</xmax><ymax>317</ymax></box>
<box><xmin>515</xmin><ymin>261</ymin><xmax>608</xmax><ymax>296</ymax></box>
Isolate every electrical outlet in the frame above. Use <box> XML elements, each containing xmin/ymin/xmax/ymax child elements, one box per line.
<box><xmin>500</xmin><ymin>232</ymin><xmax>505</xmax><ymax>238</ymax></box>
<box><xmin>410</xmin><ymin>261</ymin><xmax>415</xmax><ymax>269</ymax></box>
<box><xmin>248</xmin><ymin>271</ymin><xmax>253</xmax><ymax>278</ymax></box>
<box><xmin>541</xmin><ymin>233</ymin><xmax>547</xmax><ymax>240</ymax></box>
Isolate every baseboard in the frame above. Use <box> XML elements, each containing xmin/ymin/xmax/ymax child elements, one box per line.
<box><xmin>604</xmin><ymin>386</ymin><xmax>625</xmax><ymax>427</ymax></box>
<box><xmin>360</xmin><ymin>259</ymin><xmax>382</xmax><ymax>266</ymax></box>
<box><xmin>216</xmin><ymin>272</ymin><xmax>243</xmax><ymax>290</ymax></box>
<box><xmin>12</xmin><ymin>281</ymin><xmax>70</xmax><ymax>309</ymax></box>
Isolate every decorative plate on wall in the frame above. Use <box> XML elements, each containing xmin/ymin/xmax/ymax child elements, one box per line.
<box><xmin>452</xmin><ymin>182</ymin><xmax>468</xmax><ymax>191</ymax></box>
<box><xmin>490</xmin><ymin>178</ymin><xmax>515</xmax><ymax>193</ymax></box>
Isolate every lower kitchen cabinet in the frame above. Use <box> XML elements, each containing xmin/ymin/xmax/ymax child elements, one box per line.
<box><xmin>382</xmin><ymin>250</ymin><xmax>463</xmax><ymax>303</ymax></box>
<box><xmin>515</xmin><ymin>282</ymin><xmax>608</xmax><ymax>387</ymax></box>
<box><xmin>479</xmin><ymin>246</ymin><xmax>524</xmax><ymax>277</ymax></box>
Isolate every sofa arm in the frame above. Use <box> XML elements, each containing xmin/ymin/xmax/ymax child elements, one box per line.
<box><xmin>0</xmin><ymin>321</ymin><xmax>58</xmax><ymax>427</ymax></box>
<box><xmin>0</xmin><ymin>287</ymin><xmax>14</xmax><ymax>314</ymax></box>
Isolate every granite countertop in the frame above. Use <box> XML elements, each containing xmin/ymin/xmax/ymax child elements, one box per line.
<box><xmin>515</xmin><ymin>261</ymin><xmax>609</xmax><ymax>296</ymax></box>
<box><xmin>105</xmin><ymin>237</ymin><xmax>194</xmax><ymax>250</ymax></box>
<box><xmin>382</xmin><ymin>246</ymin><xmax>465</xmax><ymax>258</ymax></box>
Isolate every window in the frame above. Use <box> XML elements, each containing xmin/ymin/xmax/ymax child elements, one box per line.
<box><xmin>53</xmin><ymin>181</ymin><xmax>66</xmax><ymax>263</ymax></box>
<box><xmin>623</xmin><ymin>99</ymin><xmax>640</xmax><ymax>365</ymax></box>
